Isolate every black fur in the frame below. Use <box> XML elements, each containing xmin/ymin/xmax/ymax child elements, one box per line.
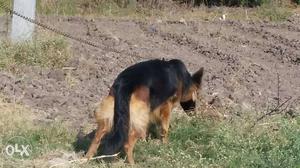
<box><xmin>100</xmin><ymin>59</ymin><xmax>195</xmax><ymax>155</ymax></box>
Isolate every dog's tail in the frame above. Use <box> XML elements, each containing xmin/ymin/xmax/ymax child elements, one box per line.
<box><xmin>101</xmin><ymin>83</ymin><xmax>132</xmax><ymax>155</ymax></box>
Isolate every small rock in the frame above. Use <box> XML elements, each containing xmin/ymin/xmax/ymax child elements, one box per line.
<box><xmin>208</xmin><ymin>95</ymin><xmax>222</xmax><ymax>108</ymax></box>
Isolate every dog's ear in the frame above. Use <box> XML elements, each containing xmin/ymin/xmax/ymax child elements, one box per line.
<box><xmin>192</xmin><ymin>67</ymin><xmax>204</xmax><ymax>87</ymax></box>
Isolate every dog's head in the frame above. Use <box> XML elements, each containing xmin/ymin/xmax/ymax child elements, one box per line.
<box><xmin>180</xmin><ymin>68</ymin><xmax>204</xmax><ymax>114</ymax></box>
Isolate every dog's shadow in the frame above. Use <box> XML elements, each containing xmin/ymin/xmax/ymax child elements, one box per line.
<box><xmin>72</xmin><ymin>129</ymin><xmax>116</xmax><ymax>163</ymax></box>
<box><xmin>73</xmin><ymin>129</ymin><xmax>96</xmax><ymax>154</ymax></box>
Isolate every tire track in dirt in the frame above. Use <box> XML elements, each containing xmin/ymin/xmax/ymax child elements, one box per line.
<box><xmin>222</xmin><ymin>20</ymin><xmax>300</xmax><ymax>65</ymax></box>
<box><xmin>224</xmin><ymin>21</ymin><xmax>300</xmax><ymax>48</ymax></box>
<box><xmin>189</xmin><ymin>19</ymin><xmax>300</xmax><ymax>66</ymax></box>
<box><xmin>136</xmin><ymin>20</ymin><xmax>299</xmax><ymax>109</ymax></box>
<box><xmin>136</xmin><ymin>21</ymin><xmax>241</xmax><ymax>71</ymax></box>
<box><xmin>136</xmin><ymin>21</ymin><xmax>266</xmax><ymax>108</ymax></box>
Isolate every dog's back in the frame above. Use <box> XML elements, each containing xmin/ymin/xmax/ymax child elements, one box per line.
<box><xmin>110</xmin><ymin>59</ymin><xmax>192</xmax><ymax>110</ymax></box>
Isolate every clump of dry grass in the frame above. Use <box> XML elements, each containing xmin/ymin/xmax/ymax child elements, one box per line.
<box><xmin>0</xmin><ymin>97</ymin><xmax>76</xmax><ymax>167</ymax></box>
<box><xmin>0</xmin><ymin>0</ymin><xmax>295</xmax><ymax>22</ymax></box>
<box><xmin>0</xmin><ymin>96</ymin><xmax>34</xmax><ymax>167</ymax></box>
<box><xmin>0</xmin><ymin>96</ymin><xmax>34</xmax><ymax>137</ymax></box>
<box><xmin>0</xmin><ymin>34</ymin><xmax>71</xmax><ymax>72</ymax></box>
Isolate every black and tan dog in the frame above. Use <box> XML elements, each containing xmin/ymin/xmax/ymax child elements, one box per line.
<box><xmin>85</xmin><ymin>59</ymin><xmax>204</xmax><ymax>164</ymax></box>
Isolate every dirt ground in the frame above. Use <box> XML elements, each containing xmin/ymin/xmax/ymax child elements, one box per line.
<box><xmin>0</xmin><ymin>14</ymin><xmax>299</xmax><ymax>127</ymax></box>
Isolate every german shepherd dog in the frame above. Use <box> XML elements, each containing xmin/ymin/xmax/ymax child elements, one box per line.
<box><xmin>85</xmin><ymin>59</ymin><xmax>204</xmax><ymax>164</ymax></box>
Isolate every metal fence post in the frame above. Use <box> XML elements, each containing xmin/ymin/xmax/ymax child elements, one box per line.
<box><xmin>10</xmin><ymin>0</ymin><xmax>36</xmax><ymax>43</ymax></box>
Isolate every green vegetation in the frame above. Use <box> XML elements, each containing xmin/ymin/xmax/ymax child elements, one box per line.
<box><xmin>1</xmin><ymin>97</ymin><xmax>299</xmax><ymax>167</ymax></box>
<box><xmin>36</xmin><ymin>0</ymin><xmax>135</xmax><ymax>16</ymax></box>
<box><xmin>0</xmin><ymin>0</ymin><xmax>297</xmax><ymax>21</ymax></box>
<box><xmin>37</xmin><ymin>0</ymin><xmax>78</xmax><ymax>16</ymax></box>
<box><xmin>35</xmin><ymin>0</ymin><xmax>300</xmax><ymax>21</ymax></box>
<box><xmin>0</xmin><ymin>0</ymin><xmax>11</xmax><ymax>14</ymax></box>
<box><xmin>133</xmin><ymin>115</ymin><xmax>300</xmax><ymax>167</ymax></box>
<box><xmin>0</xmin><ymin>97</ymin><xmax>76</xmax><ymax>167</ymax></box>
<box><xmin>294</xmin><ymin>0</ymin><xmax>300</xmax><ymax>5</ymax></box>
<box><xmin>175</xmin><ymin>0</ymin><xmax>264</xmax><ymax>7</ymax></box>
<box><xmin>36</xmin><ymin>0</ymin><xmax>161</xmax><ymax>18</ymax></box>
<box><xmin>257</xmin><ymin>2</ymin><xmax>292</xmax><ymax>21</ymax></box>
<box><xmin>0</xmin><ymin>35</ymin><xmax>71</xmax><ymax>71</ymax></box>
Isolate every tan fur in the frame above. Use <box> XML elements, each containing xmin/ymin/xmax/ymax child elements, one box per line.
<box><xmin>150</xmin><ymin>105</ymin><xmax>162</xmax><ymax>123</ymax></box>
<box><xmin>94</xmin><ymin>95</ymin><xmax>114</xmax><ymax>132</ymax></box>
<box><xmin>86</xmin><ymin>96</ymin><xmax>116</xmax><ymax>159</ymax></box>
<box><xmin>90</xmin><ymin>83</ymin><xmax>198</xmax><ymax>162</ymax></box>
<box><xmin>181</xmin><ymin>84</ymin><xmax>198</xmax><ymax>102</ymax></box>
<box><xmin>124</xmin><ymin>129</ymin><xmax>139</xmax><ymax>164</ymax></box>
<box><xmin>94</xmin><ymin>92</ymin><xmax>151</xmax><ymax>140</ymax></box>
<box><xmin>129</xmin><ymin>93</ymin><xmax>150</xmax><ymax>139</ymax></box>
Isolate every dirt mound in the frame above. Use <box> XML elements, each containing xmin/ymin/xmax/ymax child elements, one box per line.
<box><xmin>0</xmin><ymin>16</ymin><xmax>299</xmax><ymax>127</ymax></box>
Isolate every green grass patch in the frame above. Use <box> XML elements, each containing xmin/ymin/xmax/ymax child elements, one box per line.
<box><xmin>0</xmin><ymin>98</ymin><xmax>299</xmax><ymax>167</ymax></box>
<box><xmin>0</xmin><ymin>35</ymin><xmax>71</xmax><ymax>71</ymax></box>
<box><xmin>1</xmin><ymin>124</ymin><xmax>75</xmax><ymax>159</ymax></box>
<box><xmin>37</xmin><ymin>0</ymin><xmax>78</xmax><ymax>16</ymax></box>
<box><xmin>132</xmin><ymin>116</ymin><xmax>300</xmax><ymax>168</ymax></box>
<box><xmin>0</xmin><ymin>0</ymin><xmax>296</xmax><ymax>22</ymax></box>
<box><xmin>36</xmin><ymin>0</ymin><xmax>158</xmax><ymax>17</ymax></box>
<box><xmin>0</xmin><ymin>0</ymin><xmax>12</xmax><ymax>14</ymax></box>
<box><xmin>0</xmin><ymin>97</ymin><xmax>76</xmax><ymax>167</ymax></box>
<box><xmin>257</xmin><ymin>2</ymin><xmax>292</xmax><ymax>21</ymax></box>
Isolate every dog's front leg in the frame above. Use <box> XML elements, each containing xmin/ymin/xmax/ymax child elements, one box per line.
<box><xmin>160</xmin><ymin>101</ymin><xmax>172</xmax><ymax>144</ymax></box>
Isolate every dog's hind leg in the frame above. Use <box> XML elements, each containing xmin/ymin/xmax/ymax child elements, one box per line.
<box><xmin>85</xmin><ymin>120</ymin><xmax>109</xmax><ymax>159</ymax></box>
<box><xmin>85</xmin><ymin>96</ymin><xmax>114</xmax><ymax>159</ymax></box>
<box><xmin>160</xmin><ymin>101</ymin><xmax>172</xmax><ymax>144</ymax></box>
<box><xmin>126</xmin><ymin>87</ymin><xmax>150</xmax><ymax>164</ymax></box>
<box><xmin>124</xmin><ymin>129</ymin><xmax>139</xmax><ymax>164</ymax></box>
